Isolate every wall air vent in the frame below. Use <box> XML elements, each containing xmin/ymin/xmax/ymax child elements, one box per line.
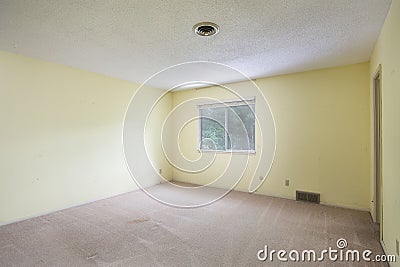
<box><xmin>296</xmin><ymin>190</ymin><xmax>320</xmax><ymax>204</ymax></box>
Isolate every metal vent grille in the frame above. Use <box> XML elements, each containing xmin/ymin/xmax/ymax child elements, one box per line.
<box><xmin>193</xmin><ymin>22</ymin><xmax>219</xmax><ymax>37</ymax></box>
<box><xmin>296</xmin><ymin>190</ymin><xmax>320</xmax><ymax>204</ymax></box>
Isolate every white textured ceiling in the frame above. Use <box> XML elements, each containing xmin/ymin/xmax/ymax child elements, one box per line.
<box><xmin>0</xmin><ymin>0</ymin><xmax>391</xmax><ymax>90</ymax></box>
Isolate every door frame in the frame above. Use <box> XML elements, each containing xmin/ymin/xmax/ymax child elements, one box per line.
<box><xmin>373</xmin><ymin>64</ymin><xmax>383</xmax><ymax>241</ymax></box>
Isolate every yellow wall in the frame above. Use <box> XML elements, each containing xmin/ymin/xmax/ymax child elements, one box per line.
<box><xmin>171</xmin><ymin>63</ymin><xmax>371</xmax><ymax>210</ymax></box>
<box><xmin>0</xmin><ymin>51</ymin><xmax>172</xmax><ymax>225</ymax></box>
<box><xmin>370</xmin><ymin>1</ymin><xmax>400</xmax><ymax>264</ymax></box>
<box><xmin>0</xmin><ymin>51</ymin><xmax>373</xmax><ymax>224</ymax></box>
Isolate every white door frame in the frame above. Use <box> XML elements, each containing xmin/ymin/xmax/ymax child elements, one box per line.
<box><xmin>373</xmin><ymin>64</ymin><xmax>383</xmax><ymax>241</ymax></box>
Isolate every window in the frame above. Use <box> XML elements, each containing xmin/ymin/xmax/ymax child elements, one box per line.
<box><xmin>199</xmin><ymin>98</ymin><xmax>255</xmax><ymax>153</ymax></box>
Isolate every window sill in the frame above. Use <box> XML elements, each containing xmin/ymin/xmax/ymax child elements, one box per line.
<box><xmin>198</xmin><ymin>149</ymin><xmax>256</xmax><ymax>155</ymax></box>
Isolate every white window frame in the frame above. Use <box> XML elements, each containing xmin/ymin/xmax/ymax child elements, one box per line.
<box><xmin>198</xmin><ymin>97</ymin><xmax>256</xmax><ymax>154</ymax></box>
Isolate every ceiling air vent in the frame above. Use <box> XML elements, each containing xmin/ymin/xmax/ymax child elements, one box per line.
<box><xmin>296</xmin><ymin>190</ymin><xmax>320</xmax><ymax>204</ymax></box>
<box><xmin>193</xmin><ymin>22</ymin><xmax>219</xmax><ymax>37</ymax></box>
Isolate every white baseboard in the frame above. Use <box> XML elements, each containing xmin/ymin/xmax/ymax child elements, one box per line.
<box><xmin>0</xmin><ymin>188</ymin><xmax>140</xmax><ymax>227</ymax></box>
<box><xmin>319</xmin><ymin>201</ymin><xmax>370</xmax><ymax>212</ymax></box>
<box><xmin>0</xmin><ymin>179</ymin><xmax>370</xmax><ymax>227</ymax></box>
<box><xmin>0</xmin><ymin>176</ymin><xmax>176</xmax><ymax>227</ymax></box>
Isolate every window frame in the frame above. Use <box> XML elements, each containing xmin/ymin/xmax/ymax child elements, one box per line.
<box><xmin>198</xmin><ymin>98</ymin><xmax>256</xmax><ymax>154</ymax></box>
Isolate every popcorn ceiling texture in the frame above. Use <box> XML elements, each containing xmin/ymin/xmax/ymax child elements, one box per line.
<box><xmin>0</xmin><ymin>0</ymin><xmax>391</xmax><ymax>89</ymax></box>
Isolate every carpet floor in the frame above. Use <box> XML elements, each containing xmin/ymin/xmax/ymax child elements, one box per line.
<box><xmin>0</xmin><ymin>182</ymin><xmax>387</xmax><ymax>266</ymax></box>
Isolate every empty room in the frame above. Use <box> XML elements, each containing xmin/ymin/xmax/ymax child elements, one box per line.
<box><xmin>0</xmin><ymin>0</ymin><xmax>399</xmax><ymax>266</ymax></box>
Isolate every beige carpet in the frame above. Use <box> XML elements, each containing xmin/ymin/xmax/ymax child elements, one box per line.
<box><xmin>0</xmin><ymin>182</ymin><xmax>387</xmax><ymax>266</ymax></box>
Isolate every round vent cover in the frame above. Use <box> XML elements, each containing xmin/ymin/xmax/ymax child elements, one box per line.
<box><xmin>193</xmin><ymin>22</ymin><xmax>219</xmax><ymax>37</ymax></box>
